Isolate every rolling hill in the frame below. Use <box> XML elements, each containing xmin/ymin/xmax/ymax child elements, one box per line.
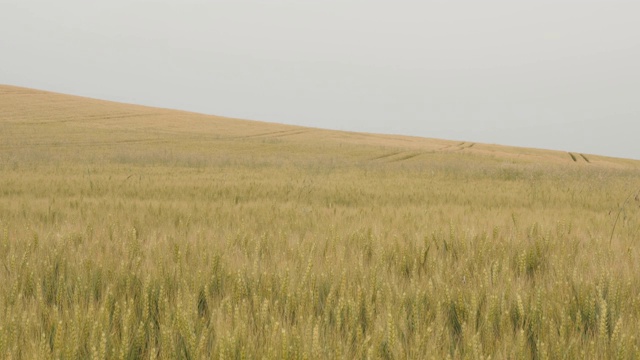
<box><xmin>2</xmin><ymin>84</ymin><xmax>638</xmax><ymax>169</ymax></box>
<box><xmin>1</xmin><ymin>84</ymin><xmax>640</xmax><ymax>359</ymax></box>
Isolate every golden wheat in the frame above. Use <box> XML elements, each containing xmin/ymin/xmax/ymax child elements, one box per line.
<box><xmin>1</xmin><ymin>85</ymin><xmax>640</xmax><ymax>359</ymax></box>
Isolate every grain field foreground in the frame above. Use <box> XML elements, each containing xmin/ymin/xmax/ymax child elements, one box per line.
<box><xmin>1</xmin><ymin>85</ymin><xmax>640</xmax><ymax>359</ymax></box>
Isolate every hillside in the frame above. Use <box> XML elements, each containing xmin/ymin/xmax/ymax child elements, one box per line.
<box><xmin>1</xmin><ymin>84</ymin><xmax>640</xmax><ymax>359</ymax></box>
<box><xmin>2</xmin><ymin>84</ymin><xmax>638</xmax><ymax>169</ymax></box>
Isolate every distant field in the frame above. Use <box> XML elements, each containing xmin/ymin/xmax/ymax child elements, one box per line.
<box><xmin>1</xmin><ymin>84</ymin><xmax>640</xmax><ymax>359</ymax></box>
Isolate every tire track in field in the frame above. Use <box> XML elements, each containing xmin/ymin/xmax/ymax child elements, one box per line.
<box><xmin>388</xmin><ymin>152</ymin><xmax>422</xmax><ymax>162</ymax></box>
<box><xmin>370</xmin><ymin>152</ymin><xmax>401</xmax><ymax>161</ymax></box>
<box><xmin>236</xmin><ymin>129</ymin><xmax>307</xmax><ymax>140</ymax></box>
<box><xmin>568</xmin><ymin>152</ymin><xmax>591</xmax><ymax>164</ymax></box>
<box><xmin>438</xmin><ymin>142</ymin><xmax>475</xmax><ymax>152</ymax></box>
<box><xmin>579</xmin><ymin>154</ymin><xmax>591</xmax><ymax>163</ymax></box>
<box><xmin>269</xmin><ymin>130</ymin><xmax>308</xmax><ymax>138</ymax></box>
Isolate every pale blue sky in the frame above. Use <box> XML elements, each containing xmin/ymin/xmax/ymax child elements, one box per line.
<box><xmin>2</xmin><ymin>0</ymin><xmax>639</xmax><ymax>159</ymax></box>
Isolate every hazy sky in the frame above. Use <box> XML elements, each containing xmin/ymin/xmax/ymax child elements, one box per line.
<box><xmin>2</xmin><ymin>1</ymin><xmax>639</xmax><ymax>159</ymax></box>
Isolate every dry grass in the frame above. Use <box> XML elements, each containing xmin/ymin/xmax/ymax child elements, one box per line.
<box><xmin>1</xmin><ymin>84</ymin><xmax>640</xmax><ymax>359</ymax></box>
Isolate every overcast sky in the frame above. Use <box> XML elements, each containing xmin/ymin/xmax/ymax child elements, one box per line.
<box><xmin>2</xmin><ymin>0</ymin><xmax>639</xmax><ymax>159</ymax></box>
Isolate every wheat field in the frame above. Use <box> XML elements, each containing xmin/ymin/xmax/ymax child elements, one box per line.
<box><xmin>1</xmin><ymin>84</ymin><xmax>640</xmax><ymax>359</ymax></box>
